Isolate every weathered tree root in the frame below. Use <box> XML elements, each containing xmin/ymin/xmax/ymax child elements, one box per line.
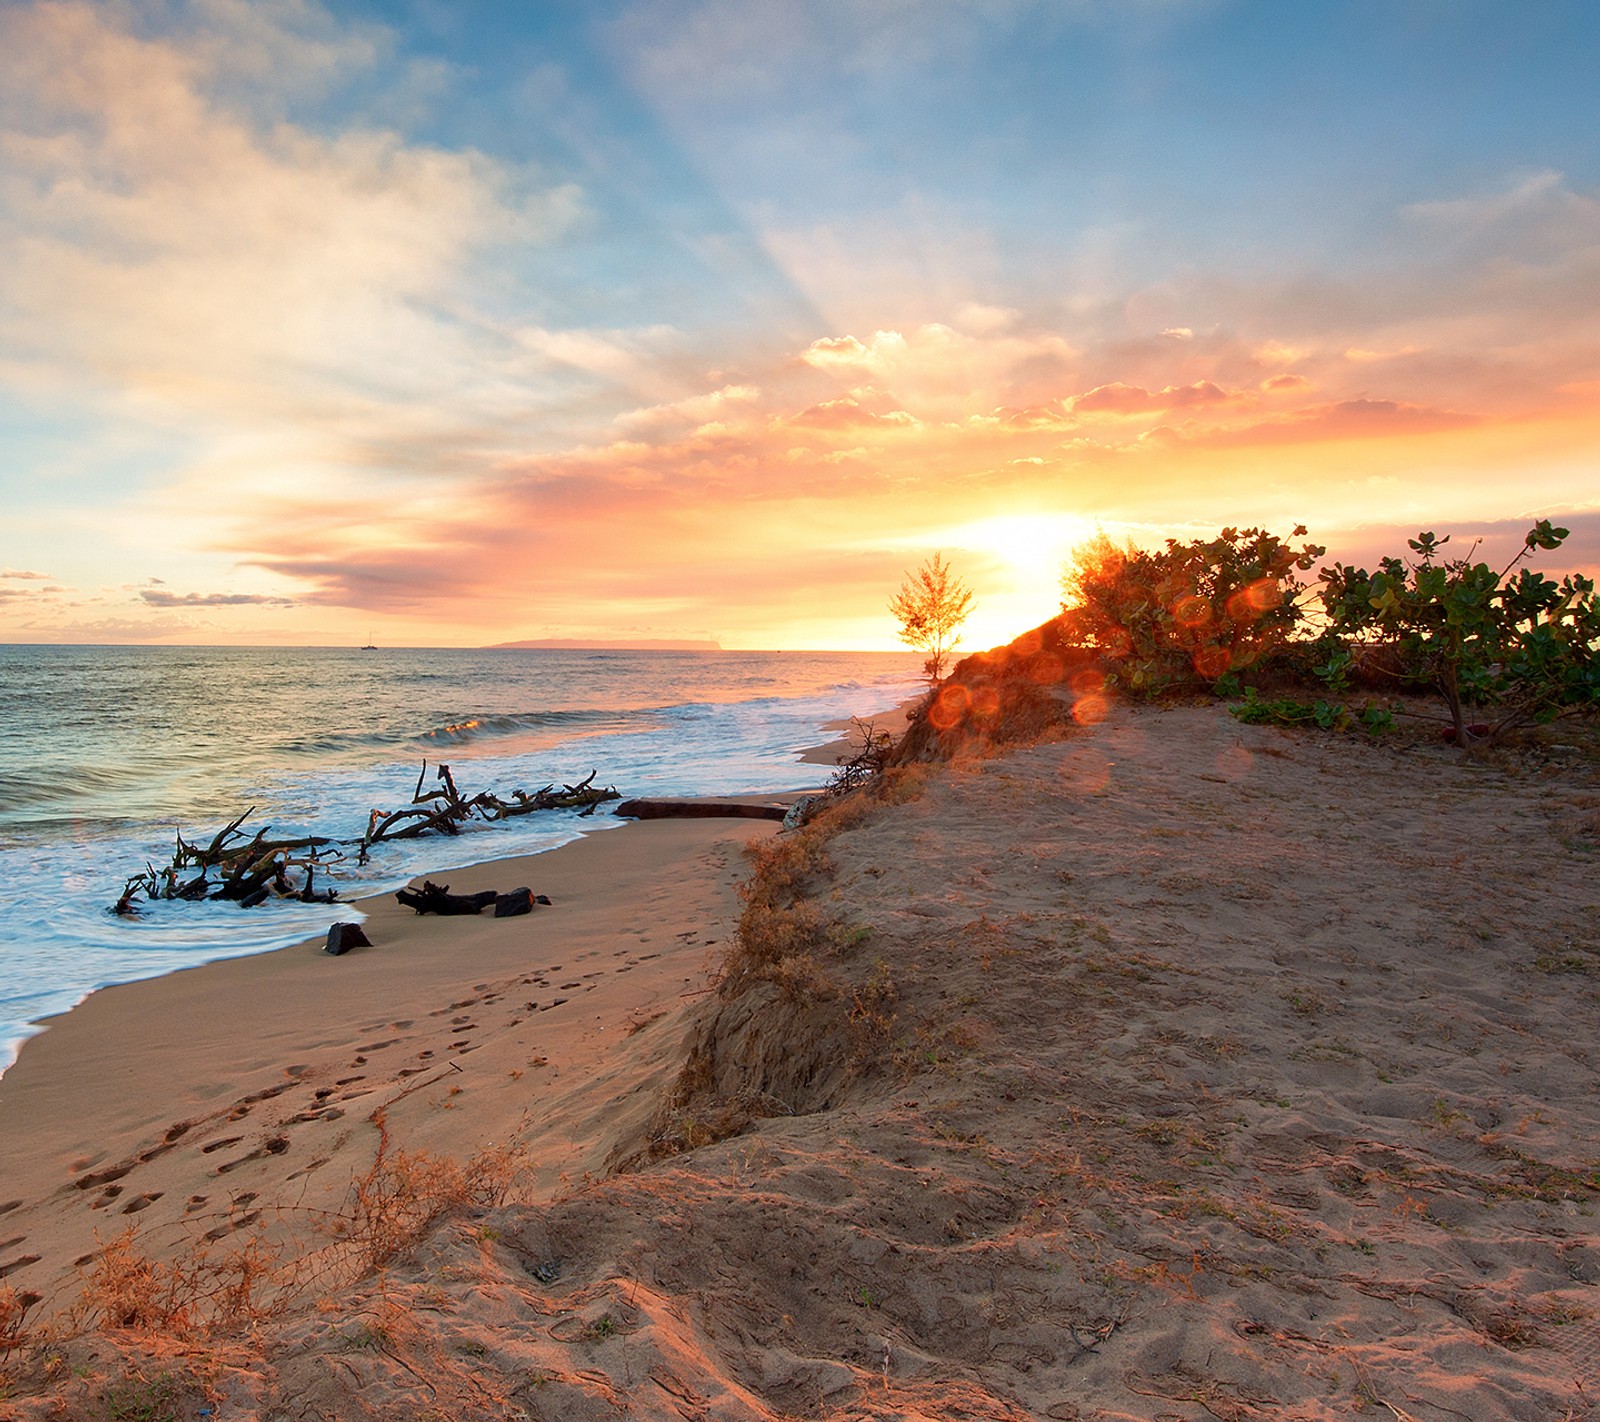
<box><xmin>112</xmin><ymin>762</ymin><xmax>617</xmax><ymax>915</ymax></box>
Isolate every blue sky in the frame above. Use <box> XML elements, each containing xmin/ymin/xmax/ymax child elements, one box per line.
<box><xmin>1</xmin><ymin>0</ymin><xmax>1596</xmax><ymax>646</ymax></box>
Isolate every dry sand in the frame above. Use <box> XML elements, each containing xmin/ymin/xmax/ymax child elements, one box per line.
<box><xmin>3</xmin><ymin>703</ymin><xmax>1599</xmax><ymax>1420</ymax></box>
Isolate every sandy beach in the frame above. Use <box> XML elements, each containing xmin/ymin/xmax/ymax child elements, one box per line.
<box><xmin>3</xmin><ymin>700</ymin><xmax>1599</xmax><ymax>1419</ymax></box>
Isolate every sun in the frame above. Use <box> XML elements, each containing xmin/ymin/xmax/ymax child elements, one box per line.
<box><xmin>917</xmin><ymin>512</ymin><xmax>1101</xmax><ymax>649</ymax></box>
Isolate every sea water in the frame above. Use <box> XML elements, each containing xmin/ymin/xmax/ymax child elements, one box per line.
<box><xmin>0</xmin><ymin>645</ymin><xmax>923</xmax><ymax>1072</ymax></box>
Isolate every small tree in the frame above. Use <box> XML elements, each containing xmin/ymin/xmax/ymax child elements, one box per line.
<box><xmin>890</xmin><ymin>553</ymin><xmax>975</xmax><ymax>684</ymax></box>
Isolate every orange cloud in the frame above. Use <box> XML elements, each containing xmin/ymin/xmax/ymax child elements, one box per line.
<box><xmin>1071</xmin><ymin>380</ymin><xmax>1244</xmax><ymax>414</ymax></box>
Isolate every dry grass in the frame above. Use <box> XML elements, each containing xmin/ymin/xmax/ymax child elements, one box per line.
<box><xmin>322</xmin><ymin>1110</ymin><xmax>524</xmax><ymax>1271</ymax></box>
<box><xmin>32</xmin><ymin>1115</ymin><xmax>529</xmax><ymax>1353</ymax></box>
<box><xmin>721</xmin><ymin>775</ymin><xmax>919</xmax><ymax>998</ymax></box>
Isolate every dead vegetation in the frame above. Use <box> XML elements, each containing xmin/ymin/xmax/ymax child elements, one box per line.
<box><xmin>114</xmin><ymin>762</ymin><xmax>618</xmax><ymax>912</ymax></box>
<box><xmin>0</xmin><ymin>1112</ymin><xmax>528</xmax><ymax>1415</ymax></box>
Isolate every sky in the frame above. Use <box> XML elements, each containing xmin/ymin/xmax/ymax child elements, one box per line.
<box><xmin>1</xmin><ymin>0</ymin><xmax>1597</xmax><ymax>650</ymax></box>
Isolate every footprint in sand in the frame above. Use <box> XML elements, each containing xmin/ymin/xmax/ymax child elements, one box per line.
<box><xmin>73</xmin><ymin>1163</ymin><xmax>133</xmax><ymax>1191</ymax></box>
<box><xmin>538</xmin><ymin>998</ymin><xmax>569</xmax><ymax>1011</ymax></box>
<box><xmin>121</xmin><ymin>1191</ymin><xmax>163</xmax><ymax>1214</ymax></box>
<box><xmin>185</xmin><ymin>1195</ymin><xmax>208</xmax><ymax>1212</ymax></box>
<box><xmin>355</xmin><ymin>1039</ymin><xmax>397</xmax><ymax>1053</ymax></box>
<box><xmin>336</xmin><ymin>1075</ymin><xmax>364</xmax><ymax>1085</ymax></box>
<box><xmin>201</xmin><ymin>1136</ymin><xmax>243</xmax><ymax>1155</ymax></box>
<box><xmin>90</xmin><ymin>1185</ymin><xmax>125</xmax><ymax>1209</ymax></box>
<box><xmin>0</xmin><ymin>1253</ymin><xmax>42</xmax><ymax>1278</ymax></box>
<box><xmin>214</xmin><ymin>1137</ymin><xmax>289</xmax><ymax>1174</ymax></box>
<box><xmin>0</xmin><ymin>1201</ymin><xmax>21</xmax><ymax>1217</ymax></box>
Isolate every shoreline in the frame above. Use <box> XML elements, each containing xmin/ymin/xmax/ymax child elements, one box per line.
<box><xmin>0</xmin><ymin>703</ymin><xmax>884</xmax><ymax>1317</ymax></box>
<box><xmin>0</xmin><ymin>808</ymin><xmax>792</xmax><ymax>1315</ymax></box>
<box><xmin>0</xmin><ymin>693</ymin><xmax>920</xmax><ymax>1078</ymax></box>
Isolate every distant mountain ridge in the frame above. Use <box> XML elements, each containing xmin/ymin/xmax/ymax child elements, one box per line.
<box><xmin>487</xmin><ymin>637</ymin><xmax>724</xmax><ymax>651</ymax></box>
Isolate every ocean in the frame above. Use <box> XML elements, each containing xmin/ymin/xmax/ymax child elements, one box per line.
<box><xmin>0</xmin><ymin>645</ymin><xmax>924</xmax><ymax>1072</ymax></box>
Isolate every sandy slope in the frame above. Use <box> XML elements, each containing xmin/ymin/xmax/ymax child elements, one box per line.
<box><xmin>4</xmin><ymin>703</ymin><xmax>1600</xmax><ymax>1420</ymax></box>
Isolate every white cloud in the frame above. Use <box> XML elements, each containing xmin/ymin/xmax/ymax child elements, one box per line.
<box><xmin>0</xmin><ymin>1</ymin><xmax>582</xmax><ymax>442</ymax></box>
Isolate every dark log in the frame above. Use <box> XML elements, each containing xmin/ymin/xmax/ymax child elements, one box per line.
<box><xmin>613</xmin><ymin>798</ymin><xmax>787</xmax><ymax>822</ymax></box>
<box><xmin>324</xmin><ymin>922</ymin><xmax>372</xmax><ymax>955</ymax></box>
<box><xmin>395</xmin><ymin>881</ymin><xmax>498</xmax><ymax>916</ymax></box>
<box><xmin>237</xmin><ymin>886</ymin><xmax>271</xmax><ymax>909</ymax></box>
<box><xmin>493</xmin><ymin>887</ymin><xmax>535</xmax><ymax>917</ymax></box>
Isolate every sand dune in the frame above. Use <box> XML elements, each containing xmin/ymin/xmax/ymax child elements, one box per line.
<box><xmin>2</xmin><ymin>703</ymin><xmax>1598</xmax><ymax>1419</ymax></box>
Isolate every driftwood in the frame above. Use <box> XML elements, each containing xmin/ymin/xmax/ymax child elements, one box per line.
<box><xmin>395</xmin><ymin>882</ymin><xmax>497</xmax><ymax>915</ymax></box>
<box><xmin>394</xmin><ymin>881</ymin><xmax>551</xmax><ymax>916</ymax></box>
<box><xmin>112</xmin><ymin>762</ymin><xmax>618</xmax><ymax>915</ymax></box>
<box><xmin>493</xmin><ymin>887</ymin><xmax>541</xmax><ymax>917</ymax></box>
<box><xmin>359</xmin><ymin>764</ymin><xmax>619</xmax><ymax>859</ymax></box>
<box><xmin>116</xmin><ymin>807</ymin><xmax>343</xmax><ymax>914</ymax></box>
<box><xmin>613</xmin><ymin>799</ymin><xmax>787</xmax><ymax>822</ymax></box>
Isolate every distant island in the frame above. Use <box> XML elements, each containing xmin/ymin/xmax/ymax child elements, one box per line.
<box><xmin>487</xmin><ymin>637</ymin><xmax>724</xmax><ymax>651</ymax></box>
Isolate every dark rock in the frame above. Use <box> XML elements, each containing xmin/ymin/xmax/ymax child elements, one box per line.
<box><xmin>324</xmin><ymin>922</ymin><xmax>372</xmax><ymax>955</ymax></box>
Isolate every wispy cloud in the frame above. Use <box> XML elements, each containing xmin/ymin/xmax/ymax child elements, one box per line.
<box><xmin>140</xmin><ymin>589</ymin><xmax>296</xmax><ymax>608</ymax></box>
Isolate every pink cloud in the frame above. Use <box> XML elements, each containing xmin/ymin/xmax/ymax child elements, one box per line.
<box><xmin>786</xmin><ymin>394</ymin><xmax>919</xmax><ymax>430</ymax></box>
<box><xmin>1071</xmin><ymin>379</ymin><xmax>1242</xmax><ymax>414</ymax></box>
<box><xmin>1187</xmin><ymin>398</ymin><xmax>1478</xmax><ymax>448</ymax></box>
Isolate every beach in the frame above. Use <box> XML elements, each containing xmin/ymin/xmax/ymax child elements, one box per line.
<box><xmin>3</xmin><ymin>700</ymin><xmax>1599</xmax><ymax>1419</ymax></box>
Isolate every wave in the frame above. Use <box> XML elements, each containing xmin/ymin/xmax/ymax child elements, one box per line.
<box><xmin>416</xmin><ymin>708</ymin><xmax>646</xmax><ymax>745</ymax></box>
<box><xmin>0</xmin><ymin>762</ymin><xmax>151</xmax><ymax>811</ymax></box>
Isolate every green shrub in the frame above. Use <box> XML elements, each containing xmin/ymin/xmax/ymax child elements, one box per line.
<box><xmin>1318</xmin><ymin>521</ymin><xmax>1600</xmax><ymax>748</ymax></box>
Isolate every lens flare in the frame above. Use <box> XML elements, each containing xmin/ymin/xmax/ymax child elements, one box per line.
<box><xmin>928</xmin><ymin>682</ymin><xmax>970</xmax><ymax>730</ymax></box>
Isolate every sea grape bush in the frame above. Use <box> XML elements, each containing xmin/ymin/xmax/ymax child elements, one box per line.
<box><xmin>1229</xmin><ymin>688</ymin><xmax>1394</xmax><ymax>735</ymax></box>
<box><xmin>1060</xmin><ymin>525</ymin><xmax>1326</xmax><ymax>692</ymax></box>
<box><xmin>1318</xmin><ymin>520</ymin><xmax>1600</xmax><ymax>747</ymax></box>
<box><xmin>1054</xmin><ymin>517</ymin><xmax>1598</xmax><ymax>748</ymax></box>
